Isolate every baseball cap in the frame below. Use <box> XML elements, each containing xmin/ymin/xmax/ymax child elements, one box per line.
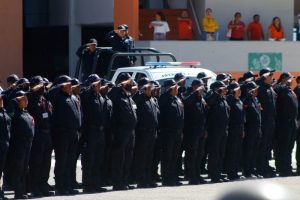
<box><xmin>137</xmin><ymin>78</ymin><xmax>150</xmax><ymax>88</ymax></box>
<box><xmin>197</xmin><ymin>72</ymin><xmax>211</xmax><ymax>80</ymax></box>
<box><xmin>259</xmin><ymin>68</ymin><xmax>275</xmax><ymax>77</ymax></box>
<box><xmin>191</xmin><ymin>79</ymin><xmax>204</xmax><ymax>87</ymax></box>
<box><xmin>279</xmin><ymin>72</ymin><xmax>294</xmax><ymax>81</ymax></box>
<box><xmin>116</xmin><ymin>73</ymin><xmax>131</xmax><ymax>84</ymax></box>
<box><xmin>164</xmin><ymin>79</ymin><xmax>177</xmax><ymax>88</ymax></box>
<box><xmin>86</xmin><ymin>74</ymin><xmax>101</xmax><ymax>85</ymax></box>
<box><xmin>117</xmin><ymin>25</ymin><xmax>126</xmax><ymax>31</ymax></box>
<box><xmin>56</xmin><ymin>75</ymin><xmax>72</xmax><ymax>85</ymax></box>
<box><xmin>227</xmin><ymin>82</ymin><xmax>240</xmax><ymax>91</ymax></box>
<box><xmin>213</xmin><ymin>81</ymin><xmax>227</xmax><ymax>90</ymax></box>
<box><xmin>245</xmin><ymin>81</ymin><xmax>259</xmax><ymax>91</ymax></box>
<box><xmin>7</xmin><ymin>74</ymin><xmax>19</xmax><ymax>84</ymax></box>
<box><xmin>216</xmin><ymin>73</ymin><xmax>230</xmax><ymax>82</ymax></box>
<box><xmin>174</xmin><ymin>73</ymin><xmax>186</xmax><ymax>82</ymax></box>
<box><xmin>12</xmin><ymin>90</ymin><xmax>27</xmax><ymax>100</ymax></box>
<box><xmin>16</xmin><ymin>78</ymin><xmax>30</xmax><ymax>86</ymax></box>
<box><xmin>87</xmin><ymin>38</ymin><xmax>97</xmax><ymax>45</ymax></box>
<box><xmin>243</xmin><ymin>71</ymin><xmax>258</xmax><ymax>80</ymax></box>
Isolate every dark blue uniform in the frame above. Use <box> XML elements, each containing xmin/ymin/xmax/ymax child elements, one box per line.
<box><xmin>108</xmin><ymin>87</ymin><xmax>137</xmax><ymax>190</ymax></box>
<box><xmin>294</xmin><ymin>84</ymin><xmax>300</xmax><ymax>174</ymax></box>
<box><xmin>133</xmin><ymin>93</ymin><xmax>159</xmax><ymax>187</ymax></box>
<box><xmin>80</xmin><ymin>89</ymin><xmax>106</xmax><ymax>191</ymax></box>
<box><xmin>242</xmin><ymin>93</ymin><xmax>261</xmax><ymax>177</ymax></box>
<box><xmin>10</xmin><ymin>108</ymin><xmax>34</xmax><ymax>197</ymax></box>
<box><xmin>205</xmin><ymin>92</ymin><xmax>229</xmax><ymax>181</ymax></box>
<box><xmin>158</xmin><ymin>92</ymin><xmax>184</xmax><ymax>185</ymax></box>
<box><xmin>27</xmin><ymin>92</ymin><xmax>53</xmax><ymax>195</ymax></box>
<box><xmin>0</xmin><ymin>107</ymin><xmax>11</xmax><ymax>197</ymax></box>
<box><xmin>183</xmin><ymin>92</ymin><xmax>207</xmax><ymax>184</ymax></box>
<box><xmin>51</xmin><ymin>90</ymin><xmax>81</xmax><ymax>194</ymax></box>
<box><xmin>256</xmin><ymin>80</ymin><xmax>276</xmax><ymax>176</ymax></box>
<box><xmin>224</xmin><ymin>94</ymin><xmax>245</xmax><ymax>180</ymax></box>
<box><xmin>274</xmin><ymin>84</ymin><xmax>298</xmax><ymax>176</ymax></box>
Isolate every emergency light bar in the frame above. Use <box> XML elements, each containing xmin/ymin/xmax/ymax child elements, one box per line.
<box><xmin>145</xmin><ymin>61</ymin><xmax>201</xmax><ymax>67</ymax></box>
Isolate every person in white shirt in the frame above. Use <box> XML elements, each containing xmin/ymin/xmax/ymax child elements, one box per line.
<box><xmin>149</xmin><ymin>12</ymin><xmax>170</xmax><ymax>40</ymax></box>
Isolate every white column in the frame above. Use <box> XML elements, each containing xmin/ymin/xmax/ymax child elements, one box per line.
<box><xmin>68</xmin><ymin>0</ymin><xmax>81</xmax><ymax>77</ymax></box>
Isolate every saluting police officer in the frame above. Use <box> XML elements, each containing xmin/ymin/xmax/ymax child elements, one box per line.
<box><xmin>294</xmin><ymin>76</ymin><xmax>300</xmax><ymax>175</ymax></box>
<box><xmin>205</xmin><ymin>81</ymin><xmax>230</xmax><ymax>183</ymax></box>
<box><xmin>27</xmin><ymin>76</ymin><xmax>54</xmax><ymax>197</ymax></box>
<box><xmin>9</xmin><ymin>91</ymin><xmax>34</xmax><ymax>199</ymax></box>
<box><xmin>80</xmin><ymin>74</ymin><xmax>107</xmax><ymax>193</ymax></box>
<box><xmin>224</xmin><ymin>82</ymin><xmax>245</xmax><ymax>180</ymax></box>
<box><xmin>0</xmin><ymin>93</ymin><xmax>11</xmax><ymax>200</ymax></box>
<box><xmin>256</xmin><ymin>68</ymin><xmax>277</xmax><ymax>178</ymax></box>
<box><xmin>274</xmin><ymin>72</ymin><xmax>298</xmax><ymax>177</ymax></box>
<box><xmin>242</xmin><ymin>81</ymin><xmax>261</xmax><ymax>178</ymax></box>
<box><xmin>108</xmin><ymin>73</ymin><xmax>137</xmax><ymax>191</ymax></box>
<box><xmin>183</xmin><ymin>79</ymin><xmax>207</xmax><ymax>185</ymax></box>
<box><xmin>159</xmin><ymin>79</ymin><xmax>184</xmax><ymax>186</ymax></box>
<box><xmin>51</xmin><ymin>75</ymin><xmax>81</xmax><ymax>195</ymax></box>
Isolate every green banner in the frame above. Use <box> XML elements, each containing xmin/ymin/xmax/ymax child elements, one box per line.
<box><xmin>248</xmin><ymin>52</ymin><xmax>282</xmax><ymax>71</ymax></box>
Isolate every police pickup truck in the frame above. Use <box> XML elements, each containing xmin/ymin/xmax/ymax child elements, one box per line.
<box><xmin>111</xmin><ymin>61</ymin><xmax>217</xmax><ymax>88</ymax></box>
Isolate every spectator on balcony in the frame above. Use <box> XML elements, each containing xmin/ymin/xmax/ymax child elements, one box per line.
<box><xmin>247</xmin><ymin>14</ymin><xmax>265</xmax><ymax>41</ymax></box>
<box><xmin>202</xmin><ymin>8</ymin><xmax>219</xmax><ymax>41</ymax></box>
<box><xmin>149</xmin><ymin>12</ymin><xmax>170</xmax><ymax>40</ymax></box>
<box><xmin>268</xmin><ymin>17</ymin><xmax>285</xmax><ymax>41</ymax></box>
<box><xmin>178</xmin><ymin>11</ymin><xmax>193</xmax><ymax>40</ymax></box>
<box><xmin>227</xmin><ymin>12</ymin><xmax>246</xmax><ymax>41</ymax></box>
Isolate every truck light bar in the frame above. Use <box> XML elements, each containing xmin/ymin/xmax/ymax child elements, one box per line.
<box><xmin>145</xmin><ymin>61</ymin><xmax>201</xmax><ymax>67</ymax></box>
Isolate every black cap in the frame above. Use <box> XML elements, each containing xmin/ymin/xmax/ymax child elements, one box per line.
<box><xmin>7</xmin><ymin>74</ymin><xmax>19</xmax><ymax>84</ymax></box>
<box><xmin>259</xmin><ymin>68</ymin><xmax>275</xmax><ymax>77</ymax></box>
<box><xmin>117</xmin><ymin>25</ymin><xmax>126</xmax><ymax>31</ymax></box>
<box><xmin>88</xmin><ymin>38</ymin><xmax>97</xmax><ymax>45</ymax></box>
<box><xmin>137</xmin><ymin>78</ymin><xmax>150</xmax><ymax>87</ymax></box>
<box><xmin>227</xmin><ymin>82</ymin><xmax>240</xmax><ymax>91</ymax></box>
<box><xmin>243</xmin><ymin>71</ymin><xmax>258</xmax><ymax>80</ymax></box>
<box><xmin>196</xmin><ymin>72</ymin><xmax>210</xmax><ymax>79</ymax></box>
<box><xmin>16</xmin><ymin>78</ymin><xmax>30</xmax><ymax>86</ymax></box>
<box><xmin>12</xmin><ymin>90</ymin><xmax>27</xmax><ymax>100</ymax></box>
<box><xmin>43</xmin><ymin>77</ymin><xmax>50</xmax><ymax>84</ymax></box>
<box><xmin>122</xmin><ymin>24</ymin><xmax>129</xmax><ymax>30</ymax></box>
<box><xmin>150</xmin><ymin>80</ymin><xmax>160</xmax><ymax>88</ymax></box>
<box><xmin>71</xmin><ymin>78</ymin><xmax>81</xmax><ymax>86</ymax></box>
<box><xmin>56</xmin><ymin>75</ymin><xmax>72</xmax><ymax>85</ymax></box>
<box><xmin>212</xmin><ymin>81</ymin><xmax>227</xmax><ymax>90</ymax></box>
<box><xmin>174</xmin><ymin>73</ymin><xmax>186</xmax><ymax>82</ymax></box>
<box><xmin>164</xmin><ymin>79</ymin><xmax>177</xmax><ymax>88</ymax></box>
<box><xmin>30</xmin><ymin>76</ymin><xmax>45</xmax><ymax>86</ymax></box>
<box><xmin>238</xmin><ymin>77</ymin><xmax>245</xmax><ymax>84</ymax></box>
<box><xmin>296</xmin><ymin>76</ymin><xmax>300</xmax><ymax>82</ymax></box>
<box><xmin>278</xmin><ymin>72</ymin><xmax>294</xmax><ymax>82</ymax></box>
<box><xmin>116</xmin><ymin>73</ymin><xmax>131</xmax><ymax>83</ymax></box>
<box><xmin>191</xmin><ymin>79</ymin><xmax>204</xmax><ymax>87</ymax></box>
<box><xmin>86</xmin><ymin>74</ymin><xmax>101</xmax><ymax>85</ymax></box>
<box><xmin>245</xmin><ymin>81</ymin><xmax>259</xmax><ymax>91</ymax></box>
<box><xmin>216</xmin><ymin>73</ymin><xmax>229</xmax><ymax>81</ymax></box>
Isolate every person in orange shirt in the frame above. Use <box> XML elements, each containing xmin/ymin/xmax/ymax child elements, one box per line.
<box><xmin>202</xmin><ymin>8</ymin><xmax>219</xmax><ymax>41</ymax></box>
<box><xmin>268</xmin><ymin>17</ymin><xmax>285</xmax><ymax>41</ymax></box>
<box><xmin>247</xmin><ymin>14</ymin><xmax>264</xmax><ymax>41</ymax></box>
<box><xmin>177</xmin><ymin>11</ymin><xmax>193</xmax><ymax>40</ymax></box>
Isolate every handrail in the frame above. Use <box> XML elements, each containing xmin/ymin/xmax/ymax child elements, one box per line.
<box><xmin>187</xmin><ymin>0</ymin><xmax>202</xmax><ymax>39</ymax></box>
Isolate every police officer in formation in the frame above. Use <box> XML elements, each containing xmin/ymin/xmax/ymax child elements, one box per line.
<box><xmin>1</xmin><ymin>68</ymin><xmax>300</xmax><ymax>199</ymax></box>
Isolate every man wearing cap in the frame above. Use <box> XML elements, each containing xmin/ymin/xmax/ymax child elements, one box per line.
<box><xmin>80</xmin><ymin>74</ymin><xmax>107</xmax><ymax>192</ymax></box>
<box><xmin>294</xmin><ymin>76</ymin><xmax>300</xmax><ymax>175</ymax></box>
<box><xmin>27</xmin><ymin>76</ymin><xmax>54</xmax><ymax>197</ymax></box>
<box><xmin>0</xmin><ymin>93</ymin><xmax>11</xmax><ymax>200</ymax></box>
<box><xmin>273</xmin><ymin>72</ymin><xmax>298</xmax><ymax>177</ymax></box>
<box><xmin>240</xmin><ymin>71</ymin><xmax>259</xmax><ymax>100</ymax></box>
<box><xmin>216</xmin><ymin>73</ymin><xmax>230</xmax><ymax>85</ymax></box>
<box><xmin>256</xmin><ymin>68</ymin><xmax>277</xmax><ymax>177</ymax></box>
<box><xmin>242</xmin><ymin>81</ymin><xmax>261</xmax><ymax>178</ymax></box>
<box><xmin>174</xmin><ymin>73</ymin><xmax>187</xmax><ymax>100</ymax></box>
<box><xmin>108</xmin><ymin>73</ymin><xmax>137</xmax><ymax>190</ymax></box>
<box><xmin>205</xmin><ymin>81</ymin><xmax>230</xmax><ymax>183</ymax></box>
<box><xmin>106</xmin><ymin>25</ymin><xmax>134</xmax><ymax>68</ymax></box>
<box><xmin>158</xmin><ymin>79</ymin><xmax>184</xmax><ymax>186</ymax></box>
<box><xmin>76</xmin><ymin>38</ymin><xmax>100</xmax><ymax>81</ymax></box>
<box><xmin>132</xmin><ymin>80</ymin><xmax>159</xmax><ymax>188</ymax></box>
<box><xmin>50</xmin><ymin>75</ymin><xmax>81</xmax><ymax>195</ymax></box>
<box><xmin>9</xmin><ymin>91</ymin><xmax>34</xmax><ymax>199</ymax></box>
<box><xmin>183</xmin><ymin>79</ymin><xmax>207</xmax><ymax>185</ymax></box>
<box><xmin>224</xmin><ymin>82</ymin><xmax>245</xmax><ymax>180</ymax></box>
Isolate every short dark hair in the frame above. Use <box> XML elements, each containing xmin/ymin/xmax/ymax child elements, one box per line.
<box><xmin>253</xmin><ymin>14</ymin><xmax>259</xmax><ymax>19</ymax></box>
<box><xmin>234</xmin><ymin>12</ymin><xmax>241</xmax><ymax>18</ymax></box>
<box><xmin>156</xmin><ymin>12</ymin><xmax>166</xmax><ymax>21</ymax></box>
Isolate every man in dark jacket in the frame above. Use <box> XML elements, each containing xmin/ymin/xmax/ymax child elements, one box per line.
<box><xmin>159</xmin><ymin>79</ymin><xmax>184</xmax><ymax>186</ymax></box>
<box><xmin>27</xmin><ymin>76</ymin><xmax>54</xmax><ymax>197</ymax></box>
<box><xmin>51</xmin><ymin>75</ymin><xmax>81</xmax><ymax>195</ymax></box>
<box><xmin>183</xmin><ymin>79</ymin><xmax>207</xmax><ymax>185</ymax></box>
<box><xmin>0</xmin><ymin>93</ymin><xmax>11</xmax><ymax>199</ymax></box>
<box><xmin>294</xmin><ymin>76</ymin><xmax>300</xmax><ymax>175</ymax></box>
<box><xmin>274</xmin><ymin>72</ymin><xmax>298</xmax><ymax>177</ymax></box>
<box><xmin>81</xmin><ymin>74</ymin><xmax>107</xmax><ymax>193</ymax></box>
<box><xmin>108</xmin><ymin>73</ymin><xmax>137</xmax><ymax>190</ymax></box>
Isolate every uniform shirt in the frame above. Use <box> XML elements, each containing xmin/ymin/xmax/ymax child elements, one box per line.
<box><xmin>226</xmin><ymin>94</ymin><xmax>245</xmax><ymax>126</ymax></box>
<box><xmin>183</xmin><ymin>92</ymin><xmax>206</xmax><ymax>133</ymax></box>
<box><xmin>0</xmin><ymin>108</ymin><xmax>11</xmax><ymax>141</ymax></box>
<box><xmin>151</xmin><ymin>21</ymin><xmax>170</xmax><ymax>34</ymax></box>
<box><xmin>51</xmin><ymin>90</ymin><xmax>81</xmax><ymax>131</ymax></box>
<box><xmin>293</xmin><ymin>84</ymin><xmax>300</xmax><ymax>120</ymax></box>
<box><xmin>275</xmin><ymin>84</ymin><xmax>298</xmax><ymax>120</ymax></box>
<box><xmin>27</xmin><ymin>92</ymin><xmax>52</xmax><ymax>131</ymax></box>
<box><xmin>106</xmin><ymin>31</ymin><xmax>128</xmax><ymax>52</ymax></box>
<box><xmin>202</xmin><ymin>16</ymin><xmax>219</xmax><ymax>33</ymax></box>
<box><xmin>248</xmin><ymin>21</ymin><xmax>264</xmax><ymax>40</ymax></box>
<box><xmin>243</xmin><ymin>93</ymin><xmax>261</xmax><ymax>128</ymax></box>
<box><xmin>158</xmin><ymin>92</ymin><xmax>184</xmax><ymax>131</ymax></box>
<box><xmin>76</xmin><ymin>45</ymin><xmax>99</xmax><ymax>76</ymax></box>
<box><xmin>80</xmin><ymin>89</ymin><xmax>106</xmax><ymax>127</ymax></box>
<box><xmin>135</xmin><ymin>94</ymin><xmax>159</xmax><ymax>130</ymax></box>
<box><xmin>268</xmin><ymin>25</ymin><xmax>284</xmax><ymax>40</ymax></box>
<box><xmin>108</xmin><ymin>87</ymin><xmax>137</xmax><ymax>130</ymax></box>
<box><xmin>11</xmin><ymin>108</ymin><xmax>35</xmax><ymax>140</ymax></box>
<box><xmin>257</xmin><ymin>81</ymin><xmax>276</xmax><ymax>120</ymax></box>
